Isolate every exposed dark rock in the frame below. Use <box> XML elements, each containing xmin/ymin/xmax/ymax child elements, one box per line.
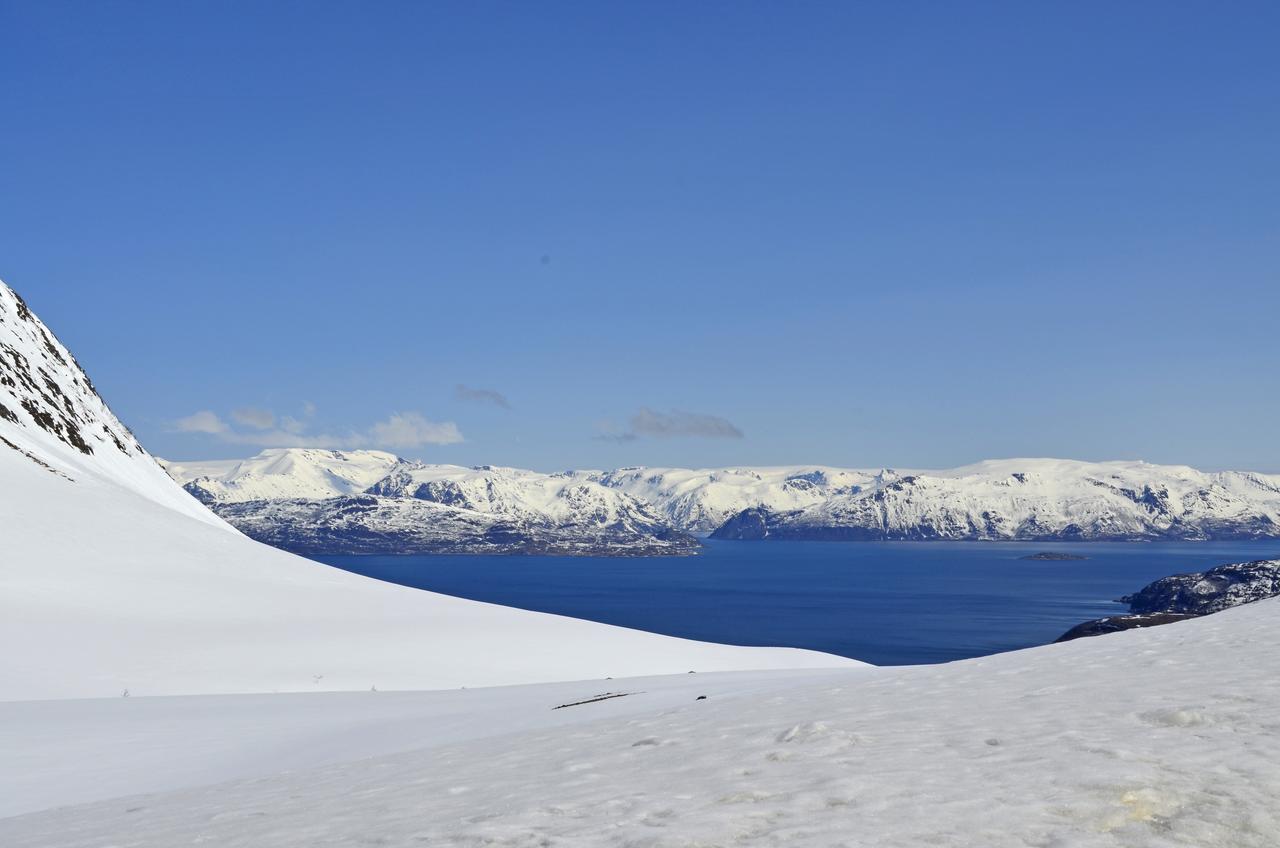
<box><xmin>1056</xmin><ymin>613</ymin><xmax>1199</xmax><ymax>642</ymax></box>
<box><xmin>1057</xmin><ymin>558</ymin><xmax>1280</xmax><ymax>642</ymax></box>
<box><xmin>1121</xmin><ymin>559</ymin><xmax>1280</xmax><ymax>615</ymax></box>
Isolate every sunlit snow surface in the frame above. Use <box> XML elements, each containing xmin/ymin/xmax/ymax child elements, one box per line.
<box><xmin>4</xmin><ymin>600</ymin><xmax>1279</xmax><ymax>846</ymax></box>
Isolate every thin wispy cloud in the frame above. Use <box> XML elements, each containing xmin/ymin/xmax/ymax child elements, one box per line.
<box><xmin>366</xmin><ymin>413</ymin><xmax>463</xmax><ymax>449</ymax></box>
<box><xmin>454</xmin><ymin>384</ymin><xmax>511</xmax><ymax>409</ymax></box>
<box><xmin>172</xmin><ymin>407</ymin><xmax>463</xmax><ymax>450</ymax></box>
<box><xmin>231</xmin><ymin>407</ymin><xmax>275</xmax><ymax>430</ymax></box>
<box><xmin>174</xmin><ymin>410</ymin><xmax>228</xmax><ymax>435</ymax></box>
<box><xmin>596</xmin><ymin>408</ymin><xmax>745</xmax><ymax>442</ymax></box>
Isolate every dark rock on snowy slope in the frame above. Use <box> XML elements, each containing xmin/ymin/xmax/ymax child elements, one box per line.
<box><xmin>1056</xmin><ymin>612</ymin><xmax>1200</xmax><ymax>642</ymax></box>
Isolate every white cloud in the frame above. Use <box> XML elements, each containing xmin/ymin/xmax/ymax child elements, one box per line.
<box><xmin>174</xmin><ymin>410</ymin><xmax>228</xmax><ymax>435</ymax></box>
<box><xmin>231</xmin><ymin>407</ymin><xmax>276</xmax><ymax>430</ymax></box>
<box><xmin>279</xmin><ymin>416</ymin><xmax>306</xmax><ymax>435</ymax></box>
<box><xmin>367</xmin><ymin>412</ymin><xmax>464</xmax><ymax>448</ymax></box>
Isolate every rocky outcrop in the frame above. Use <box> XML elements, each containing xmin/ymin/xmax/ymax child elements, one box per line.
<box><xmin>1056</xmin><ymin>613</ymin><xmax>1198</xmax><ymax>642</ymax></box>
<box><xmin>1121</xmin><ymin>559</ymin><xmax>1280</xmax><ymax>615</ymax></box>
<box><xmin>1057</xmin><ymin>559</ymin><xmax>1280</xmax><ymax>642</ymax></box>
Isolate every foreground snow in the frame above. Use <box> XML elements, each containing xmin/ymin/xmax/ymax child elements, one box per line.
<box><xmin>5</xmin><ymin>599</ymin><xmax>1278</xmax><ymax>846</ymax></box>
<box><xmin>0</xmin><ymin>668</ymin><xmax>858</xmax><ymax>819</ymax></box>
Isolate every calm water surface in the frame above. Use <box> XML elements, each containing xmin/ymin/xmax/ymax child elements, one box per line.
<box><xmin>314</xmin><ymin>540</ymin><xmax>1280</xmax><ymax>666</ymax></box>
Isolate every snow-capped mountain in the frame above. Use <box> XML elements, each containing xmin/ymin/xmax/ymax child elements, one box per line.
<box><xmin>166</xmin><ymin>452</ymin><xmax>699</xmax><ymax>555</ymax></box>
<box><xmin>169</xmin><ymin>455</ymin><xmax>1280</xmax><ymax>554</ymax></box>
<box><xmin>579</xmin><ymin>466</ymin><xmax>881</xmax><ymax>534</ymax></box>
<box><xmin>709</xmin><ymin>458</ymin><xmax>1280</xmax><ymax>541</ymax></box>
<box><xmin>0</xmin><ymin>279</ymin><xmax>853</xmax><ymax>700</ymax></box>
<box><xmin>163</xmin><ymin>448</ymin><xmax>402</xmax><ymax>504</ymax></box>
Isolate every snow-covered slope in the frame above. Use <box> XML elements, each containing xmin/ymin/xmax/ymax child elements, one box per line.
<box><xmin>1</xmin><ymin>668</ymin><xmax>856</xmax><ymax>818</ymax></box>
<box><xmin>168</xmin><ymin>451</ymin><xmax>701</xmax><ymax>555</ymax></box>
<box><xmin>710</xmin><ymin>458</ymin><xmax>1280</xmax><ymax>541</ymax></box>
<box><xmin>0</xmin><ymin>280</ymin><xmax>856</xmax><ymax>701</ymax></box>
<box><xmin>163</xmin><ymin>448</ymin><xmax>402</xmax><ymax>503</ymax></box>
<box><xmin>5</xmin><ymin>595</ymin><xmax>1278</xmax><ymax>846</ymax></box>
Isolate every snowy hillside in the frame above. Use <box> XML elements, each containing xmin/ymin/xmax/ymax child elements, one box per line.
<box><xmin>0</xmin><ymin>280</ymin><xmax>855</xmax><ymax>701</ymax></box>
<box><xmin>6</xmin><ymin>594</ymin><xmax>1279</xmax><ymax>846</ymax></box>
<box><xmin>710</xmin><ymin>458</ymin><xmax>1280</xmax><ymax>541</ymax></box>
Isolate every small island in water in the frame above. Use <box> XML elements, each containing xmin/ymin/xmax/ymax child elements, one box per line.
<box><xmin>1019</xmin><ymin>551</ymin><xmax>1089</xmax><ymax>561</ymax></box>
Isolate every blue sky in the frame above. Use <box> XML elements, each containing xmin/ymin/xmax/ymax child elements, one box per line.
<box><xmin>2</xmin><ymin>2</ymin><xmax>1277</xmax><ymax>471</ymax></box>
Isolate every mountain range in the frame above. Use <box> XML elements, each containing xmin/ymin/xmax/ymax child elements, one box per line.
<box><xmin>163</xmin><ymin>450</ymin><xmax>699</xmax><ymax>555</ymax></box>
<box><xmin>164</xmin><ymin>451</ymin><xmax>1280</xmax><ymax>555</ymax></box>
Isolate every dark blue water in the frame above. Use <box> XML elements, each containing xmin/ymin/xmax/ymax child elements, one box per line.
<box><xmin>314</xmin><ymin>540</ymin><xmax>1280</xmax><ymax>666</ymax></box>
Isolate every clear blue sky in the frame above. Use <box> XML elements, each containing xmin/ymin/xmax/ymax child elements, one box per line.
<box><xmin>2</xmin><ymin>2</ymin><xmax>1277</xmax><ymax>471</ymax></box>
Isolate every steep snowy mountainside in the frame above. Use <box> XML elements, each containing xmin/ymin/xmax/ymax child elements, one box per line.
<box><xmin>163</xmin><ymin>448</ymin><xmax>402</xmax><ymax>503</ymax></box>
<box><xmin>581</xmin><ymin>465</ymin><xmax>883</xmax><ymax>534</ymax></box>
<box><xmin>712</xmin><ymin>458</ymin><xmax>1280</xmax><ymax>541</ymax></box>
<box><xmin>0</xmin><ymin>282</ymin><xmax>217</xmax><ymax>526</ymax></box>
<box><xmin>0</xmin><ymin>280</ymin><xmax>857</xmax><ymax>700</ymax></box>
